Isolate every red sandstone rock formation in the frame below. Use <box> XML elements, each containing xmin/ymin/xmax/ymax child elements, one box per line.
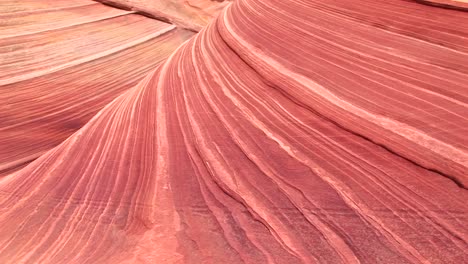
<box><xmin>0</xmin><ymin>0</ymin><xmax>467</xmax><ymax>263</ymax></box>
<box><xmin>95</xmin><ymin>0</ymin><xmax>231</xmax><ymax>31</ymax></box>
<box><xmin>0</xmin><ymin>0</ymin><xmax>193</xmax><ymax>176</ymax></box>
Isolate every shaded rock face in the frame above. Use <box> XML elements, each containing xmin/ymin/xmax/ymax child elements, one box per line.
<box><xmin>95</xmin><ymin>0</ymin><xmax>232</xmax><ymax>31</ymax></box>
<box><xmin>0</xmin><ymin>0</ymin><xmax>467</xmax><ymax>263</ymax></box>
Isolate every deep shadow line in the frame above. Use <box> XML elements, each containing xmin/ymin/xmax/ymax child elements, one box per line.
<box><xmin>412</xmin><ymin>0</ymin><xmax>468</xmax><ymax>12</ymax></box>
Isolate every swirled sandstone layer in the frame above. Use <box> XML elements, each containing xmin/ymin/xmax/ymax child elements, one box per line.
<box><xmin>0</xmin><ymin>0</ymin><xmax>193</xmax><ymax>176</ymax></box>
<box><xmin>0</xmin><ymin>0</ymin><xmax>467</xmax><ymax>263</ymax></box>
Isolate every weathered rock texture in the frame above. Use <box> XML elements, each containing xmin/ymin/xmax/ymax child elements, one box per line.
<box><xmin>95</xmin><ymin>0</ymin><xmax>231</xmax><ymax>31</ymax></box>
<box><xmin>0</xmin><ymin>0</ymin><xmax>467</xmax><ymax>263</ymax></box>
<box><xmin>0</xmin><ymin>0</ymin><xmax>193</xmax><ymax>176</ymax></box>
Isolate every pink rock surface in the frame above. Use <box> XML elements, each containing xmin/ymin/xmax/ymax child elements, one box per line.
<box><xmin>0</xmin><ymin>1</ymin><xmax>193</xmax><ymax>176</ymax></box>
<box><xmin>0</xmin><ymin>0</ymin><xmax>467</xmax><ymax>263</ymax></box>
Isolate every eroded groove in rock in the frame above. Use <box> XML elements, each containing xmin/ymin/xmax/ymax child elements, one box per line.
<box><xmin>0</xmin><ymin>0</ymin><xmax>467</xmax><ymax>263</ymax></box>
<box><xmin>414</xmin><ymin>0</ymin><xmax>468</xmax><ymax>10</ymax></box>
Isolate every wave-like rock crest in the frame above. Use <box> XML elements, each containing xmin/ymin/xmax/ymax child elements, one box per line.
<box><xmin>0</xmin><ymin>0</ymin><xmax>467</xmax><ymax>263</ymax></box>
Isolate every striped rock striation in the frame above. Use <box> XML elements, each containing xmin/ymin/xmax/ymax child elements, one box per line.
<box><xmin>0</xmin><ymin>0</ymin><xmax>193</xmax><ymax>176</ymax></box>
<box><xmin>0</xmin><ymin>0</ymin><xmax>467</xmax><ymax>263</ymax></box>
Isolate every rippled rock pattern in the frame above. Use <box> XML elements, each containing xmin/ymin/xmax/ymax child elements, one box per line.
<box><xmin>0</xmin><ymin>0</ymin><xmax>467</xmax><ymax>263</ymax></box>
<box><xmin>0</xmin><ymin>0</ymin><xmax>193</xmax><ymax>176</ymax></box>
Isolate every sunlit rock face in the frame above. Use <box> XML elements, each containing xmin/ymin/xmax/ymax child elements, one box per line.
<box><xmin>0</xmin><ymin>0</ymin><xmax>467</xmax><ymax>263</ymax></box>
<box><xmin>95</xmin><ymin>0</ymin><xmax>232</xmax><ymax>31</ymax></box>
<box><xmin>0</xmin><ymin>0</ymin><xmax>193</xmax><ymax>176</ymax></box>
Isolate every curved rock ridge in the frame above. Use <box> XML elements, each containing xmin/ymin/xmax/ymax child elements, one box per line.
<box><xmin>0</xmin><ymin>0</ymin><xmax>467</xmax><ymax>263</ymax></box>
<box><xmin>0</xmin><ymin>1</ymin><xmax>194</xmax><ymax>176</ymax></box>
<box><xmin>95</xmin><ymin>0</ymin><xmax>232</xmax><ymax>31</ymax></box>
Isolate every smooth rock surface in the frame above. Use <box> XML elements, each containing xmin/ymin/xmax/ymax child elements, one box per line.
<box><xmin>0</xmin><ymin>0</ymin><xmax>467</xmax><ymax>263</ymax></box>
